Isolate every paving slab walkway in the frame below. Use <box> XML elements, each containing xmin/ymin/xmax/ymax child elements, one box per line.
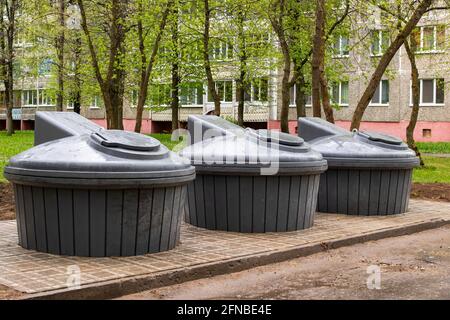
<box><xmin>0</xmin><ymin>199</ymin><xmax>449</xmax><ymax>299</ymax></box>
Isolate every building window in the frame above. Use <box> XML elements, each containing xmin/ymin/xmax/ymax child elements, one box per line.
<box><xmin>22</xmin><ymin>89</ymin><xmax>55</xmax><ymax>107</ymax></box>
<box><xmin>422</xmin><ymin>129</ymin><xmax>432</xmax><ymax>138</ymax></box>
<box><xmin>208</xmin><ymin>80</ymin><xmax>232</xmax><ymax>102</ymax></box>
<box><xmin>22</xmin><ymin>90</ymin><xmax>38</xmax><ymax>106</ymax></box>
<box><xmin>251</xmin><ymin>78</ymin><xmax>269</xmax><ymax>102</ymax></box>
<box><xmin>39</xmin><ymin>90</ymin><xmax>54</xmax><ymax>106</ymax></box>
<box><xmin>67</xmin><ymin>100</ymin><xmax>75</xmax><ymax>110</ymax></box>
<box><xmin>412</xmin><ymin>25</ymin><xmax>445</xmax><ymax>52</ymax></box>
<box><xmin>370</xmin><ymin>80</ymin><xmax>389</xmax><ymax>105</ymax></box>
<box><xmin>289</xmin><ymin>84</ymin><xmax>312</xmax><ymax>107</ymax></box>
<box><xmin>370</xmin><ymin>30</ymin><xmax>390</xmax><ymax>56</ymax></box>
<box><xmin>90</xmin><ymin>95</ymin><xmax>104</xmax><ymax>109</ymax></box>
<box><xmin>331</xmin><ymin>81</ymin><xmax>349</xmax><ymax>106</ymax></box>
<box><xmin>180</xmin><ymin>83</ymin><xmax>203</xmax><ymax>106</ymax></box>
<box><xmin>410</xmin><ymin>79</ymin><xmax>445</xmax><ymax>106</ymax></box>
<box><xmin>209</xmin><ymin>40</ymin><xmax>233</xmax><ymax>60</ymax></box>
<box><xmin>38</xmin><ymin>58</ymin><xmax>53</xmax><ymax>75</ymax></box>
<box><xmin>130</xmin><ymin>90</ymin><xmax>138</xmax><ymax>107</ymax></box>
<box><xmin>333</xmin><ymin>35</ymin><xmax>349</xmax><ymax>57</ymax></box>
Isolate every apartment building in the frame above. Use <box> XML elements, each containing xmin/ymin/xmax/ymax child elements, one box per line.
<box><xmin>271</xmin><ymin>8</ymin><xmax>450</xmax><ymax>142</ymax></box>
<box><xmin>1</xmin><ymin>7</ymin><xmax>450</xmax><ymax>141</ymax></box>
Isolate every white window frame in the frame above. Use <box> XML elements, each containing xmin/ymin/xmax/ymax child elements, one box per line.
<box><xmin>289</xmin><ymin>84</ymin><xmax>312</xmax><ymax>107</ymax></box>
<box><xmin>416</xmin><ymin>25</ymin><xmax>445</xmax><ymax>54</ymax></box>
<box><xmin>370</xmin><ymin>30</ymin><xmax>390</xmax><ymax>57</ymax></box>
<box><xmin>210</xmin><ymin>41</ymin><xmax>233</xmax><ymax>61</ymax></box>
<box><xmin>38</xmin><ymin>90</ymin><xmax>55</xmax><ymax>106</ymax></box>
<box><xmin>180</xmin><ymin>83</ymin><xmax>204</xmax><ymax>107</ymax></box>
<box><xmin>66</xmin><ymin>101</ymin><xmax>75</xmax><ymax>110</ymax></box>
<box><xmin>130</xmin><ymin>90</ymin><xmax>138</xmax><ymax>108</ymax></box>
<box><xmin>331</xmin><ymin>81</ymin><xmax>349</xmax><ymax>107</ymax></box>
<box><xmin>249</xmin><ymin>78</ymin><xmax>269</xmax><ymax>103</ymax></box>
<box><xmin>208</xmin><ymin>80</ymin><xmax>233</xmax><ymax>103</ymax></box>
<box><xmin>22</xmin><ymin>90</ymin><xmax>38</xmax><ymax>107</ymax></box>
<box><xmin>333</xmin><ymin>35</ymin><xmax>350</xmax><ymax>58</ymax></box>
<box><xmin>410</xmin><ymin>78</ymin><xmax>445</xmax><ymax>107</ymax></box>
<box><xmin>369</xmin><ymin>80</ymin><xmax>389</xmax><ymax>106</ymax></box>
<box><xmin>90</xmin><ymin>95</ymin><xmax>103</xmax><ymax>109</ymax></box>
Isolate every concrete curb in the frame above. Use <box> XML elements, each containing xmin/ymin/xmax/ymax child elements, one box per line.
<box><xmin>21</xmin><ymin>217</ymin><xmax>449</xmax><ymax>300</ymax></box>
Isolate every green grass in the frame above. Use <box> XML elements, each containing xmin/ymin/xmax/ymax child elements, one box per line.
<box><xmin>0</xmin><ymin>131</ymin><xmax>34</xmax><ymax>182</ymax></box>
<box><xmin>1</xmin><ymin>131</ymin><xmax>450</xmax><ymax>184</ymax></box>
<box><xmin>413</xmin><ymin>156</ymin><xmax>450</xmax><ymax>183</ymax></box>
<box><xmin>147</xmin><ymin>133</ymin><xmax>182</xmax><ymax>151</ymax></box>
<box><xmin>417</xmin><ymin>142</ymin><xmax>450</xmax><ymax>154</ymax></box>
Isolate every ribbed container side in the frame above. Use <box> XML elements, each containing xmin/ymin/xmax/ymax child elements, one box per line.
<box><xmin>317</xmin><ymin>169</ymin><xmax>413</xmax><ymax>215</ymax></box>
<box><xmin>184</xmin><ymin>174</ymin><xmax>320</xmax><ymax>232</ymax></box>
<box><xmin>12</xmin><ymin>184</ymin><xmax>187</xmax><ymax>256</ymax></box>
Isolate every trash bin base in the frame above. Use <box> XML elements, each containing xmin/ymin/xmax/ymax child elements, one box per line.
<box><xmin>184</xmin><ymin>174</ymin><xmax>320</xmax><ymax>232</ymax></box>
<box><xmin>317</xmin><ymin>169</ymin><xmax>413</xmax><ymax>215</ymax></box>
<box><xmin>13</xmin><ymin>184</ymin><xmax>187</xmax><ymax>256</ymax></box>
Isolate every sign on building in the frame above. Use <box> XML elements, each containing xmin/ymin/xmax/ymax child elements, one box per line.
<box><xmin>12</xmin><ymin>108</ymin><xmax>22</xmax><ymax>120</ymax></box>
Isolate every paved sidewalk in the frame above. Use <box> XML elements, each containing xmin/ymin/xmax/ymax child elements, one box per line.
<box><xmin>0</xmin><ymin>199</ymin><xmax>449</xmax><ymax>299</ymax></box>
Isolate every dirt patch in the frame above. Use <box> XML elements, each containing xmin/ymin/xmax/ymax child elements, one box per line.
<box><xmin>0</xmin><ymin>183</ymin><xmax>15</xmax><ymax>221</ymax></box>
<box><xmin>411</xmin><ymin>183</ymin><xmax>450</xmax><ymax>202</ymax></box>
<box><xmin>0</xmin><ymin>284</ymin><xmax>22</xmax><ymax>300</ymax></box>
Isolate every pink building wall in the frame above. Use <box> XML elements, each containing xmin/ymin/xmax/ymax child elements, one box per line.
<box><xmin>89</xmin><ymin>118</ymin><xmax>450</xmax><ymax>142</ymax></box>
<box><xmin>90</xmin><ymin>119</ymin><xmax>153</xmax><ymax>134</ymax></box>
<box><xmin>268</xmin><ymin>120</ymin><xmax>450</xmax><ymax>142</ymax></box>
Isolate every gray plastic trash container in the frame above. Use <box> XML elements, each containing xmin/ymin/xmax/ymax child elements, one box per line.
<box><xmin>188</xmin><ymin>115</ymin><xmax>245</xmax><ymax>145</ymax></box>
<box><xmin>34</xmin><ymin>111</ymin><xmax>102</xmax><ymax>145</ymax></box>
<box><xmin>298</xmin><ymin>117</ymin><xmax>420</xmax><ymax>215</ymax></box>
<box><xmin>180</xmin><ymin>126</ymin><xmax>327</xmax><ymax>233</ymax></box>
<box><xmin>4</xmin><ymin>129</ymin><xmax>195</xmax><ymax>256</ymax></box>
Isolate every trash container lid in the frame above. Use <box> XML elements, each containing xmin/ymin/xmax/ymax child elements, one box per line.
<box><xmin>4</xmin><ymin>130</ymin><xmax>195</xmax><ymax>187</ymax></box>
<box><xmin>92</xmin><ymin>130</ymin><xmax>161</xmax><ymax>151</ymax></box>
<box><xmin>298</xmin><ymin>118</ymin><xmax>419</xmax><ymax>169</ymax></box>
<box><xmin>357</xmin><ymin>130</ymin><xmax>403</xmax><ymax>145</ymax></box>
<box><xmin>254</xmin><ymin>129</ymin><xmax>304</xmax><ymax>146</ymax></box>
<box><xmin>179</xmin><ymin>129</ymin><xmax>327</xmax><ymax>175</ymax></box>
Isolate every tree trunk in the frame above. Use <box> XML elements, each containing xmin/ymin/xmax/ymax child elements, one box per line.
<box><xmin>1</xmin><ymin>0</ymin><xmax>17</xmax><ymax>136</ymax></box>
<box><xmin>202</xmin><ymin>0</ymin><xmax>220</xmax><ymax>116</ymax></box>
<box><xmin>236</xmin><ymin>74</ymin><xmax>245</xmax><ymax>127</ymax></box>
<box><xmin>236</xmin><ymin>7</ymin><xmax>246</xmax><ymax>127</ymax></box>
<box><xmin>311</xmin><ymin>0</ymin><xmax>325</xmax><ymax>118</ymax></box>
<box><xmin>134</xmin><ymin>0</ymin><xmax>172</xmax><ymax>133</ymax></box>
<box><xmin>294</xmin><ymin>67</ymin><xmax>306</xmax><ymax>118</ymax></box>
<box><xmin>5</xmin><ymin>59</ymin><xmax>14</xmax><ymax>135</ymax></box>
<box><xmin>404</xmin><ymin>39</ymin><xmax>424</xmax><ymax>166</ymax></box>
<box><xmin>78</xmin><ymin>0</ymin><xmax>128</xmax><ymax>130</ymax></box>
<box><xmin>351</xmin><ymin>0</ymin><xmax>433</xmax><ymax>130</ymax></box>
<box><xmin>320</xmin><ymin>70</ymin><xmax>334</xmax><ymax>123</ymax></box>
<box><xmin>55</xmin><ymin>0</ymin><xmax>65</xmax><ymax>111</ymax></box>
<box><xmin>269</xmin><ymin>0</ymin><xmax>290</xmax><ymax>133</ymax></box>
<box><xmin>171</xmin><ymin>5</ymin><xmax>179</xmax><ymax>132</ymax></box>
<box><xmin>73</xmin><ymin>35</ymin><xmax>82</xmax><ymax>114</ymax></box>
